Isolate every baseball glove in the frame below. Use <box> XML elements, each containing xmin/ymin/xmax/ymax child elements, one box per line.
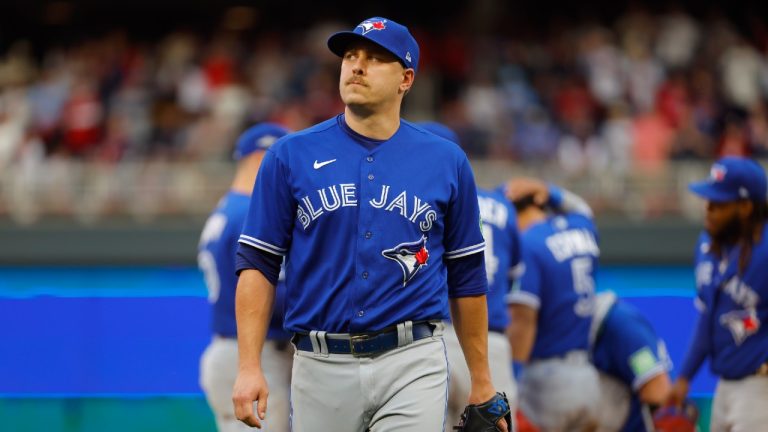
<box><xmin>454</xmin><ymin>392</ymin><xmax>513</xmax><ymax>432</ymax></box>
<box><xmin>653</xmin><ymin>400</ymin><xmax>698</xmax><ymax>432</ymax></box>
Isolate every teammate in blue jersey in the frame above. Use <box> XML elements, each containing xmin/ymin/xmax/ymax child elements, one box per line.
<box><xmin>669</xmin><ymin>156</ymin><xmax>768</xmax><ymax>431</ymax></box>
<box><xmin>590</xmin><ymin>291</ymin><xmax>672</xmax><ymax>432</ymax></box>
<box><xmin>505</xmin><ymin>177</ymin><xmax>600</xmax><ymax>432</ymax></box>
<box><xmin>418</xmin><ymin>122</ymin><xmax>520</xmax><ymax>431</ymax></box>
<box><xmin>231</xmin><ymin>17</ymin><xmax>507</xmax><ymax>432</ymax></box>
<box><xmin>198</xmin><ymin>123</ymin><xmax>291</xmax><ymax>432</ymax></box>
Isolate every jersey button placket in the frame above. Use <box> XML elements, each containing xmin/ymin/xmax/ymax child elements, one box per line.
<box><xmin>352</xmin><ymin>154</ymin><xmax>375</xmax><ymax>330</ymax></box>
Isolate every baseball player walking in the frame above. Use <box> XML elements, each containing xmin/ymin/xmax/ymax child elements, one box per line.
<box><xmin>418</xmin><ymin>122</ymin><xmax>520</xmax><ymax>431</ymax></box>
<box><xmin>231</xmin><ymin>17</ymin><xmax>508</xmax><ymax>432</ymax></box>
<box><xmin>669</xmin><ymin>156</ymin><xmax>768</xmax><ymax>431</ymax></box>
<box><xmin>505</xmin><ymin>177</ymin><xmax>601</xmax><ymax>432</ymax></box>
<box><xmin>198</xmin><ymin>123</ymin><xmax>292</xmax><ymax>432</ymax></box>
<box><xmin>590</xmin><ymin>291</ymin><xmax>673</xmax><ymax>432</ymax></box>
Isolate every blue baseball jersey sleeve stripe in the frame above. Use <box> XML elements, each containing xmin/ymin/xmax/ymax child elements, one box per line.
<box><xmin>238</xmin><ymin>235</ymin><xmax>288</xmax><ymax>256</ymax></box>
<box><xmin>444</xmin><ymin>242</ymin><xmax>486</xmax><ymax>259</ymax></box>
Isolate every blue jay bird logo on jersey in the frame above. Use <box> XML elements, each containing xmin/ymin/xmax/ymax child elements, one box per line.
<box><xmin>358</xmin><ymin>19</ymin><xmax>387</xmax><ymax>34</ymax></box>
<box><xmin>382</xmin><ymin>236</ymin><xmax>429</xmax><ymax>286</ymax></box>
<box><xmin>720</xmin><ymin>309</ymin><xmax>761</xmax><ymax>345</ymax></box>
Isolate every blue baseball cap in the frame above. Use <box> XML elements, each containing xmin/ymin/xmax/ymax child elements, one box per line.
<box><xmin>418</xmin><ymin>121</ymin><xmax>459</xmax><ymax>144</ymax></box>
<box><xmin>688</xmin><ymin>157</ymin><xmax>768</xmax><ymax>202</ymax></box>
<box><xmin>327</xmin><ymin>17</ymin><xmax>419</xmax><ymax>72</ymax></box>
<box><xmin>233</xmin><ymin>123</ymin><xmax>290</xmax><ymax>160</ymax></box>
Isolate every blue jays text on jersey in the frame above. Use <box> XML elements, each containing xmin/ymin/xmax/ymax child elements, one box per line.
<box><xmin>237</xmin><ymin>115</ymin><xmax>487</xmax><ymax>334</ymax></box>
<box><xmin>687</xmin><ymin>225</ymin><xmax>768</xmax><ymax>379</ymax></box>
<box><xmin>477</xmin><ymin>188</ymin><xmax>521</xmax><ymax>332</ymax></box>
<box><xmin>296</xmin><ymin>184</ymin><xmax>438</xmax><ymax>232</ymax></box>
<box><xmin>508</xmin><ymin>213</ymin><xmax>599</xmax><ymax>359</ymax></box>
<box><xmin>199</xmin><ymin>191</ymin><xmax>290</xmax><ymax>340</ymax></box>
<box><xmin>592</xmin><ymin>296</ymin><xmax>672</xmax><ymax>432</ymax></box>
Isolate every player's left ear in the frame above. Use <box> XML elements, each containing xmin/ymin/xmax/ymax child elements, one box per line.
<box><xmin>400</xmin><ymin>69</ymin><xmax>415</xmax><ymax>94</ymax></box>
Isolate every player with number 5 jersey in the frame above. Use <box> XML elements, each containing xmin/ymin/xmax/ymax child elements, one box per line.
<box><xmin>505</xmin><ymin>177</ymin><xmax>600</xmax><ymax>432</ymax></box>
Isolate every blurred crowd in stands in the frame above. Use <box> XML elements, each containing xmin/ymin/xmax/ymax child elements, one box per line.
<box><xmin>1</xmin><ymin>5</ymin><xmax>768</xmax><ymax>221</ymax></box>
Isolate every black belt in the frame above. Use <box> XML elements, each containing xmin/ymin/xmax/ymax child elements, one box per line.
<box><xmin>293</xmin><ymin>322</ymin><xmax>435</xmax><ymax>357</ymax></box>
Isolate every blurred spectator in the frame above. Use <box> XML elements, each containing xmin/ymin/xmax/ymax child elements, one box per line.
<box><xmin>749</xmin><ymin>102</ymin><xmax>768</xmax><ymax>156</ymax></box>
<box><xmin>716</xmin><ymin>111</ymin><xmax>751</xmax><ymax>157</ymax></box>
<box><xmin>654</xmin><ymin>9</ymin><xmax>701</xmax><ymax>69</ymax></box>
<box><xmin>510</xmin><ymin>106</ymin><xmax>560</xmax><ymax>161</ymax></box>
<box><xmin>623</xmin><ymin>37</ymin><xmax>665</xmax><ymax>114</ymax></box>
<box><xmin>60</xmin><ymin>79</ymin><xmax>104</xmax><ymax>157</ymax></box>
<box><xmin>579</xmin><ymin>26</ymin><xmax>624</xmax><ymax>107</ymax></box>
<box><xmin>600</xmin><ymin>102</ymin><xmax>634</xmax><ymax>174</ymax></box>
<box><xmin>632</xmin><ymin>109</ymin><xmax>675</xmax><ymax>172</ymax></box>
<box><xmin>719</xmin><ymin>38</ymin><xmax>764</xmax><ymax>110</ymax></box>
<box><xmin>669</xmin><ymin>105</ymin><xmax>714</xmax><ymax>160</ymax></box>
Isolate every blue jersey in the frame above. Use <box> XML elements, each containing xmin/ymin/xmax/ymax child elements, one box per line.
<box><xmin>238</xmin><ymin>115</ymin><xmax>487</xmax><ymax>333</ymax></box>
<box><xmin>592</xmin><ymin>299</ymin><xmax>672</xmax><ymax>432</ymax></box>
<box><xmin>691</xmin><ymin>224</ymin><xmax>768</xmax><ymax>379</ymax></box>
<box><xmin>508</xmin><ymin>213</ymin><xmax>598</xmax><ymax>359</ymax></box>
<box><xmin>477</xmin><ymin>189</ymin><xmax>520</xmax><ymax>332</ymax></box>
<box><xmin>199</xmin><ymin>191</ymin><xmax>290</xmax><ymax>340</ymax></box>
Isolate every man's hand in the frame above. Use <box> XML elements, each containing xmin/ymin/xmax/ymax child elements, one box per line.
<box><xmin>667</xmin><ymin>377</ymin><xmax>690</xmax><ymax>407</ymax></box>
<box><xmin>457</xmin><ymin>390</ymin><xmax>512</xmax><ymax>432</ymax></box>
<box><xmin>505</xmin><ymin>177</ymin><xmax>549</xmax><ymax>206</ymax></box>
<box><xmin>467</xmin><ymin>379</ymin><xmax>497</xmax><ymax>405</ymax></box>
<box><xmin>232</xmin><ymin>368</ymin><xmax>269</xmax><ymax>428</ymax></box>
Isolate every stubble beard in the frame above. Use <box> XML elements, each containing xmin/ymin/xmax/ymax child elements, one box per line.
<box><xmin>343</xmin><ymin>88</ymin><xmax>377</xmax><ymax>118</ymax></box>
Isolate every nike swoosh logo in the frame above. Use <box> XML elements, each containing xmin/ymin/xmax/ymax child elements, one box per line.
<box><xmin>313</xmin><ymin>159</ymin><xmax>337</xmax><ymax>169</ymax></box>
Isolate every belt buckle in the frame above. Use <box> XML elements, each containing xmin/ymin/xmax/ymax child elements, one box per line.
<box><xmin>349</xmin><ymin>333</ymin><xmax>373</xmax><ymax>357</ymax></box>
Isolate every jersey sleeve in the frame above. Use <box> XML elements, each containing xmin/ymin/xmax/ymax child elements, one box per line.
<box><xmin>616</xmin><ymin>320</ymin><xmax>671</xmax><ymax>390</ymax></box>
<box><xmin>446</xmin><ymin>252</ymin><xmax>488</xmax><ymax>297</ymax></box>
<box><xmin>548</xmin><ymin>184</ymin><xmax>594</xmax><ymax>219</ymax></box>
<box><xmin>238</xmin><ymin>148</ymin><xmax>295</xmax><ymax>256</ymax></box>
<box><xmin>443</xmin><ymin>157</ymin><xmax>486</xmax><ymax>260</ymax></box>
<box><xmin>507</xmin><ymin>238</ymin><xmax>542</xmax><ymax>309</ymax></box>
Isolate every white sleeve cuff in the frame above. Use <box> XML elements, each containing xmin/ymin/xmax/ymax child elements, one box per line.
<box><xmin>507</xmin><ymin>291</ymin><xmax>541</xmax><ymax>310</ymax></box>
